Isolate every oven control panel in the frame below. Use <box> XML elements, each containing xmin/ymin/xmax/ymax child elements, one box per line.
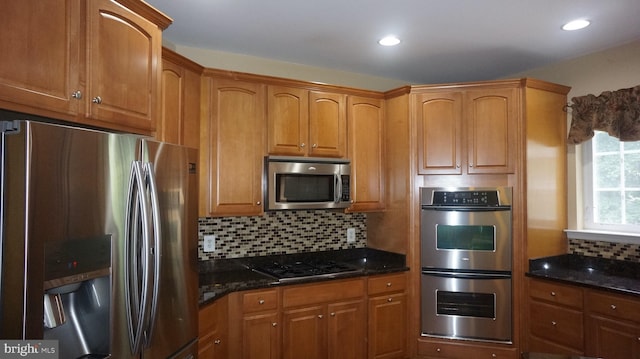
<box><xmin>432</xmin><ymin>190</ymin><xmax>499</xmax><ymax>206</ymax></box>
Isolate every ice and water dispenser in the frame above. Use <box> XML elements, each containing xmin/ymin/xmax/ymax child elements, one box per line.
<box><xmin>43</xmin><ymin>236</ymin><xmax>111</xmax><ymax>358</ymax></box>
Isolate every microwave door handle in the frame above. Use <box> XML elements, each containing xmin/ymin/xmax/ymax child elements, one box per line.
<box><xmin>335</xmin><ymin>174</ymin><xmax>341</xmax><ymax>202</ymax></box>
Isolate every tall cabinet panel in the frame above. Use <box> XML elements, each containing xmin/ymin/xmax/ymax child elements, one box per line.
<box><xmin>159</xmin><ymin>48</ymin><xmax>203</xmax><ymax>148</ymax></box>
<box><xmin>200</xmin><ymin>77</ymin><xmax>266</xmax><ymax>216</ymax></box>
<box><xmin>347</xmin><ymin>96</ymin><xmax>386</xmax><ymax>211</ymax></box>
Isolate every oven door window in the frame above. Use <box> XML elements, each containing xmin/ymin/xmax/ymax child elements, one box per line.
<box><xmin>435</xmin><ymin>225</ymin><xmax>495</xmax><ymax>251</ymax></box>
<box><xmin>276</xmin><ymin>174</ymin><xmax>335</xmax><ymax>202</ymax></box>
<box><xmin>436</xmin><ymin>290</ymin><xmax>495</xmax><ymax>319</ymax></box>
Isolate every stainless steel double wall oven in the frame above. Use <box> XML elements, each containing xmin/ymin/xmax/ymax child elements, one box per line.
<box><xmin>420</xmin><ymin>187</ymin><xmax>513</xmax><ymax>343</ymax></box>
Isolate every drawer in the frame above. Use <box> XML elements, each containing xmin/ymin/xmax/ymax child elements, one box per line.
<box><xmin>529</xmin><ymin>300</ymin><xmax>584</xmax><ymax>350</ymax></box>
<box><xmin>587</xmin><ymin>289</ymin><xmax>640</xmax><ymax>323</ymax></box>
<box><xmin>368</xmin><ymin>272</ymin><xmax>407</xmax><ymax>295</ymax></box>
<box><xmin>282</xmin><ymin>278</ymin><xmax>364</xmax><ymax>308</ymax></box>
<box><xmin>242</xmin><ymin>289</ymin><xmax>278</xmax><ymax>312</ymax></box>
<box><xmin>417</xmin><ymin>339</ymin><xmax>518</xmax><ymax>359</ymax></box>
<box><xmin>529</xmin><ymin>278</ymin><xmax>583</xmax><ymax>309</ymax></box>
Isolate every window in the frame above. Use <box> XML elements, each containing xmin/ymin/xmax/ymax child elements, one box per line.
<box><xmin>583</xmin><ymin>131</ymin><xmax>640</xmax><ymax>233</ymax></box>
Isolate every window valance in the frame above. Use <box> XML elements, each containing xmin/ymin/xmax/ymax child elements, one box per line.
<box><xmin>567</xmin><ymin>85</ymin><xmax>640</xmax><ymax>144</ymax></box>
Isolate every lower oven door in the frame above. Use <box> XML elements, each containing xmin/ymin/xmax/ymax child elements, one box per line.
<box><xmin>421</xmin><ymin>270</ymin><xmax>512</xmax><ymax>343</ymax></box>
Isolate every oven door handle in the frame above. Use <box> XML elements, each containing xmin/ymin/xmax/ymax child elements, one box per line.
<box><xmin>421</xmin><ymin>269</ymin><xmax>511</xmax><ymax>279</ymax></box>
<box><xmin>421</xmin><ymin>206</ymin><xmax>511</xmax><ymax>212</ymax></box>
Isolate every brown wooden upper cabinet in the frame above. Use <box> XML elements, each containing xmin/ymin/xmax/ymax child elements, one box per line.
<box><xmin>200</xmin><ymin>77</ymin><xmax>266</xmax><ymax>217</ymax></box>
<box><xmin>267</xmin><ymin>86</ymin><xmax>347</xmax><ymax>158</ymax></box>
<box><xmin>159</xmin><ymin>48</ymin><xmax>204</xmax><ymax>148</ymax></box>
<box><xmin>347</xmin><ymin>96</ymin><xmax>385</xmax><ymax>212</ymax></box>
<box><xmin>416</xmin><ymin>86</ymin><xmax>517</xmax><ymax>175</ymax></box>
<box><xmin>0</xmin><ymin>0</ymin><xmax>170</xmax><ymax>135</ymax></box>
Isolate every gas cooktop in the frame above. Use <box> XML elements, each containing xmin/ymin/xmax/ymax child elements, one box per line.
<box><xmin>252</xmin><ymin>259</ymin><xmax>362</xmax><ymax>282</ymax></box>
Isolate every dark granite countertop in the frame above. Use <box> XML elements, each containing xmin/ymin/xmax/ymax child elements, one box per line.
<box><xmin>526</xmin><ymin>254</ymin><xmax>640</xmax><ymax>297</ymax></box>
<box><xmin>199</xmin><ymin>247</ymin><xmax>408</xmax><ymax>306</ymax></box>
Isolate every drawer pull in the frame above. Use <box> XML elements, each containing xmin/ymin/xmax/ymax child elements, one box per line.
<box><xmin>318</xmin><ymin>315</ymin><xmax>323</xmax><ymax>319</ymax></box>
<box><xmin>492</xmin><ymin>354</ymin><xmax>497</xmax><ymax>358</ymax></box>
<box><xmin>550</xmin><ymin>291</ymin><xmax>556</xmax><ymax>296</ymax></box>
<box><xmin>386</xmin><ymin>282</ymin><xmax>392</xmax><ymax>287</ymax></box>
<box><xmin>214</xmin><ymin>339</ymin><xmax>221</xmax><ymax>345</ymax></box>
<box><xmin>388</xmin><ymin>298</ymin><xmax>393</xmax><ymax>302</ymax></box>
<box><xmin>610</xmin><ymin>304</ymin><xmax>617</xmax><ymax>310</ymax></box>
<box><xmin>272</xmin><ymin>322</ymin><xmax>277</xmax><ymax>327</ymax></box>
<box><xmin>258</xmin><ymin>299</ymin><xmax>265</xmax><ymax>304</ymax></box>
<box><xmin>330</xmin><ymin>312</ymin><xmax>336</xmax><ymax>316</ymax></box>
<box><xmin>551</xmin><ymin>321</ymin><xmax>557</xmax><ymax>326</ymax></box>
<box><xmin>436</xmin><ymin>348</ymin><xmax>441</xmax><ymax>352</ymax></box>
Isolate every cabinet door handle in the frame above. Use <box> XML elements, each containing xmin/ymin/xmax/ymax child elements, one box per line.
<box><xmin>214</xmin><ymin>339</ymin><xmax>221</xmax><ymax>345</ymax></box>
<box><xmin>330</xmin><ymin>312</ymin><xmax>336</xmax><ymax>317</ymax></box>
<box><xmin>550</xmin><ymin>291</ymin><xmax>556</xmax><ymax>296</ymax></box>
<box><xmin>318</xmin><ymin>315</ymin><xmax>323</xmax><ymax>319</ymax></box>
<box><xmin>300</xmin><ymin>143</ymin><xmax>306</xmax><ymax>148</ymax></box>
<box><xmin>71</xmin><ymin>90</ymin><xmax>82</xmax><ymax>99</ymax></box>
<box><xmin>551</xmin><ymin>321</ymin><xmax>557</xmax><ymax>326</ymax></box>
<box><xmin>272</xmin><ymin>322</ymin><xmax>277</xmax><ymax>327</ymax></box>
<box><xmin>92</xmin><ymin>96</ymin><xmax>102</xmax><ymax>104</ymax></box>
<box><xmin>387</xmin><ymin>298</ymin><xmax>393</xmax><ymax>302</ymax></box>
<box><xmin>312</xmin><ymin>143</ymin><xmax>317</xmax><ymax>148</ymax></box>
<box><xmin>610</xmin><ymin>304</ymin><xmax>617</xmax><ymax>310</ymax></box>
<box><xmin>256</xmin><ymin>201</ymin><xmax>261</xmax><ymax>205</ymax></box>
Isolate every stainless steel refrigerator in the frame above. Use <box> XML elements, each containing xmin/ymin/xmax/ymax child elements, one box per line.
<box><xmin>0</xmin><ymin>114</ymin><xmax>198</xmax><ymax>358</ymax></box>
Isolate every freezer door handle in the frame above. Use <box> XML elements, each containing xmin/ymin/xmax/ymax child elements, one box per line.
<box><xmin>125</xmin><ymin>161</ymin><xmax>152</xmax><ymax>355</ymax></box>
<box><xmin>142</xmin><ymin>161</ymin><xmax>162</xmax><ymax>347</ymax></box>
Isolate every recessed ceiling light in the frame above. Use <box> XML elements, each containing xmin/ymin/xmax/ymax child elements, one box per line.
<box><xmin>378</xmin><ymin>36</ymin><xmax>400</xmax><ymax>46</ymax></box>
<box><xmin>562</xmin><ymin>19</ymin><xmax>591</xmax><ymax>31</ymax></box>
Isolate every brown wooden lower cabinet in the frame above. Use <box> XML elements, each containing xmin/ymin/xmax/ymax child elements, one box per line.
<box><xmin>198</xmin><ymin>295</ymin><xmax>228</xmax><ymax>359</ymax></box>
<box><xmin>200</xmin><ymin>273</ymin><xmax>409</xmax><ymax>359</ymax></box>
<box><xmin>368</xmin><ymin>273</ymin><xmax>408</xmax><ymax>359</ymax></box>
<box><xmin>527</xmin><ymin>278</ymin><xmax>640</xmax><ymax>359</ymax></box>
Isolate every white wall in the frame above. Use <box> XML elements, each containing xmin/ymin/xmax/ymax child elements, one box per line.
<box><xmin>169</xmin><ymin>43</ymin><xmax>410</xmax><ymax>92</ymax></box>
<box><xmin>508</xmin><ymin>39</ymin><xmax>640</xmax><ymax>230</ymax></box>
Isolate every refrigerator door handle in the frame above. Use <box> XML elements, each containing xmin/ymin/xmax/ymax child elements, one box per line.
<box><xmin>142</xmin><ymin>161</ymin><xmax>162</xmax><ymax>347</ymax></box>
<box><xmin>125</xmin><ymin>161</ymin><xmax>152</xmax><ymax>355</ymax></box>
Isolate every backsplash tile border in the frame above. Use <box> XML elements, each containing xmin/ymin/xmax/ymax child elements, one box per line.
<box><xmin>198</xmin><ymin>211</ymin><xmax>367</xmax><ymax>260</ymax></box>
<box><xmin>569</xmin><ymin>238</ymin><xmax>640</xmax><ymax>262</ymax></box>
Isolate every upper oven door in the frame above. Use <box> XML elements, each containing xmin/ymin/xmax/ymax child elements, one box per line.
<box><xmin>420</xmin><ymin>206</ymin><xmax>512</xmax><ymax>271</ymax></box>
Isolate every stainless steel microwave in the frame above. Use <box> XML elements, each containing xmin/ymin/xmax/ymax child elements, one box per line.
<box><xmin>265</xmin><ymin>156</ymin><xmax>351</xmax><ymax>210</ymax></box>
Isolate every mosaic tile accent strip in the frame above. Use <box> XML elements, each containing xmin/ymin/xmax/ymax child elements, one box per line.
<box><xmin>569</xmin><ymin>238</ymin><xmax>640</xmax><ymax>262</ymax></box>
<box><xmin>198</xmin><ymin>211</ymin><xmax>367</xmax><ymax>260</ymax></box>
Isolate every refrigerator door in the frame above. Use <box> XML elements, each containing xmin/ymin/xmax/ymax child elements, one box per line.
<box><xmin>140</xmin><ymin>140</ymin><xmax>198</xmax><ymax>358</ymax></box>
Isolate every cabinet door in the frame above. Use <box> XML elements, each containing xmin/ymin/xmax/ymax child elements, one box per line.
<box><xmin>282</xmin><ymin>305</ymin><xmax>326</xmax><ymax>359</ymax></box>
<box><xmin>199</xmin><ymin>298</ymin><xmax>228</xmax><ymax>359</ymax></box>
<box><xmin>415</xmin><ymin>92</ymin><xmax>463</xmax><ymax>175</ymax></box>
<box><xmin>201</xmin><ymin>78</ymin><xmax>265</xmax><ymax>216</ymax></box>
<box><xmin>587</xmin><ymin>315</ymin><xmax>640</xmax><ymax>359</ymax></box>
<box><xmin>159</xmin><ymin>54</ymin><xmax>201</xmax><ymax>148</ymax></box>
<box><xmin>465</xmin><ymin>88</ymin><xmax>517</xmax><ymax>174</ymax></box>
<box><xmin>267</xmin><ymin>86</ymin><xmax>308</xmax><ymax>156</ymax></box>
<box><xmin>309</xmin><ymin>91</ymin><xmax>347</xmax><ymax>158</ymax></box>
<box><xmin>347</xmin><ymin>96</ymin><xmax>385</xmax><ymax>212</ymax></box>
<box><xmin>86</xmin><ymin>0</ymin><xmax>161</xmax><ymax>133</ymax></box>
<box><xmin>0</xmin><ymin>0</ymin><xmax>81</xmax><ymax>116</ymax></box>
<box><xmin>368</xmin><ymin>293</ymin><xmax>407</xmax><ymax>359</ymax></box>
<box><xmin>327</xmin><ymin>300</ymin><xmax>366</xmax><ymax>359</ymax></box>
<box><xmin>242</xmin><ymin>311</ymin><xmax>280</xmax><ymax>359</ymax></box>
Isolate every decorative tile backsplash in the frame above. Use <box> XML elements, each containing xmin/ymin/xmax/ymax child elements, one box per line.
<box><xmin>569</xmin><ymin>238</ymin><xmax>640</xmax><ymax>262</ymax></box>
<box><xmin>198</xmin><ymin>211</ymin><xmax>367</xmax><ymax>260</ymax></box>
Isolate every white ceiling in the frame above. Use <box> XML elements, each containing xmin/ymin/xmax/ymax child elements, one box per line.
<box><xmin>145</xmin><ymin>0</ymin><xmax>640</xmax><ymax>84</ymax></box>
